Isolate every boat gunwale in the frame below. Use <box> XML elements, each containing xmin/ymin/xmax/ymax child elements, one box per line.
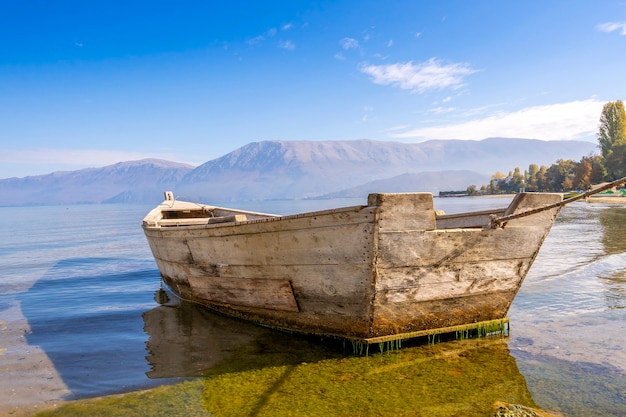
<box><xmin>144</xmin><ymin>201</ymin><xmax>518</xmax><ymax>231</ymax></box>
<box><xmin>143</xmin><ymin>202</ymin><xmax>374</xmax><ymax>230</ymax></box>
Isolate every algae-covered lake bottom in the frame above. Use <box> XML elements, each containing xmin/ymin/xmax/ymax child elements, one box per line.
<box><xmin>32</xmin><ymin>324</ymin><xmax>626</xmax><ymax>417</ymax></box>
<box><xmin>31</xmin><ymin>335</ymin><xmax>546</xmax><ymax>417</ymax></box>
<box><xmin>1</xmin><ymin>198</ymin><xmax>625</xmax><ymax>416</ymax></box>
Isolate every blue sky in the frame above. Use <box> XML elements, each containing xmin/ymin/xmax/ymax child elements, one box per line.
<box><xmin>1</xmin><ymin>1</ymin><xmax>625</xmax><ymax>178</ymax></box>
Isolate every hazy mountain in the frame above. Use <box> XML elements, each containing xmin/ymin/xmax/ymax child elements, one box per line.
<box><xmin>317</xmin><ymin>171</ymin><xmax>491</xmax><ymax>199</ymax></box>
<box><xmin>0</xmin><ymin>138</ymin><xmax>597</xmax><ymax>206</ymax></box>
<box><xmin>0</xmin><ymin>159</ymin><xmax>194</xmax><ymax>206</ymax></box>
<box><xmin>175</xmin><ymin>138</ymin><xmax>596</xmax><ymax>201</ymax></box>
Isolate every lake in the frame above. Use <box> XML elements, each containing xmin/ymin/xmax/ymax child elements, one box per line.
<box><xmin>0</xmin><ymin>197</ymin><xmax>625</xmax><ymax>416</ymax></box>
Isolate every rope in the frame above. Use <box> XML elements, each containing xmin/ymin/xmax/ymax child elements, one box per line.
<box><xmin>489</xmin><ymin>175</ymin><xmax>626</xmax><ymax>229</ymax></box>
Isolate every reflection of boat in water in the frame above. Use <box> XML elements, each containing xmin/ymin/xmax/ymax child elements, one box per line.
<box><xmin>144</xmin><ymin>288</ymin><xmax>347</xmax><ymax>379</ymax></box>
<box><xmin>143</xmin><ymin>288</ymin><xmax>269</xmax><ymax>378</ymax></box>
<box><xmin>143</xmin><ymin>191</ymin><xmax>563</xmax><ymax>343</ymax></box>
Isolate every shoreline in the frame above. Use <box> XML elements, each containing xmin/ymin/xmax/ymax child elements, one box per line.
<box><xmin>469</xmin><ymin>194</ymin><xmax>626</xmax><ymax>204</ymax></box>
<box><xmin>584</xmin><ymin>196</ymin><xmax>626</xmax><ymax>203</ymax></box>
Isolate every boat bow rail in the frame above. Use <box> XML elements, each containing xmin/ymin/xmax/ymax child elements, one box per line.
<box><xmin>142</xmin><ymin>191</ymin><xmax>278</xmax><ymax>228</ymax></box>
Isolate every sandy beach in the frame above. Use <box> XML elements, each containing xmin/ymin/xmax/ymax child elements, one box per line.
<box><xmin>476</xmin><ymin>194</ymin><xmax>626</xmax><ymax>205</ymax></box>
<box><xmin>585</xmin><ymin>196</ymin><xmax>626</xmax><ymax>204</ymax></box>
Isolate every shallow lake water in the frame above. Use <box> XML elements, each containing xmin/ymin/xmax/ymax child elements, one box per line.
<box><xmin>0</xmin><ymin>197</ymin><xmax>625</xmax><ymax>416</ymax></box>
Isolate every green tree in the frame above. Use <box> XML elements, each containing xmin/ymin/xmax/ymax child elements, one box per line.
<box><xmin>526</xmin><ymin>164</ymin><xmax>539</xmax><ymax>191</ymax></box>
<box><xmin>489</xmin><ymin>172</ymin><xmax>507</xmax><ymax>194</ymax></box>
<box><xmin>589</xmin><ymin>155</ymin><xmax>607</xmax><ymax>184</ymax></box>
<box><xmin>597</xmin><ymin>100</ymin><xmax>626</xmax><ymax>180</ymax></box>
<box><xmin>605</xmin><ymin>142</ymin><xmax>626</xmax><ymax>179</ymax></box>
<box><xmin>546</xmin><ymin>159</ymin><xmax>575</xmax><ymax>191</ymax></box>
<box><xmin>535</xmin><ymin>166</ymin><xmax>549</xmax><ymax>191</ymax></box>
<box><xmin>572</xmin><ymin>156</ymin><xmax>593</xmax><ymax>189</ymax></box>
<box><xmin>509</xmin><ymin>167</ymin><xmax>525</xmax><ymax>192</ymax></box>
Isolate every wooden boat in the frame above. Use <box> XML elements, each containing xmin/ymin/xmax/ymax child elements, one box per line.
<box><xmin>142</xmin><ymin>190</ymin><xmax>567</xmax><ymax>344</ymax></box>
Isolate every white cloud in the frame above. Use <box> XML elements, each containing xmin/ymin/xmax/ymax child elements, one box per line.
<box><xmin>596</xmin><ymin>21</ymin><xmax>626</xmax><ymax>35</ymax></box>
<box><xmin>391</xmin><ymin>99</ymin><xmax>604</xmax><ymax>141</ymax></box>
<box><xmin>382</xmin><ymin>124</ymin><xmax>411</xmax><ymax>132</ymax></box>
<box><xmin>247</xmin><ymin>27</ymin><xmax>281</xmax><ymax>46</ymax></box>
<box><xmin>278</xmin><ymin>40</ymin><xmax>295</xmax><ymax>50</ymax></box>
<box><xmin>282</xmin><ymin>23</ymin><xmax>293</xmax><ymax>31</ymax></box>
<box><xmin>430</xmin><ymin>107</ymin><xmax>456</xmax><ymax>115</ymax></box>
<box><xmin>246</xmin><ymin>35</ymin><xmax>265</xmax><ymax>45</ymax></box>
<box><xmin>340</xmin><ymin>37</ymin><xmax>359</xmax><ymax>50</ymax></box>
<box><xmin>359</xmin><ymin>58</ymin><xmax>477</xmax><ymax>93</ymax></box>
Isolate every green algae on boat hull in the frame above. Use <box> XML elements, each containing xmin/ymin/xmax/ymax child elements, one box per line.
<box><xmin>35</xmin><ymin>337</ymin><xmax>537</xmax><ymax>417</ymax></box>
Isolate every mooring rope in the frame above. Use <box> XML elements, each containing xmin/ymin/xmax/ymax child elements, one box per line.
<box><xmin>489</xmin><ymin>175</ymin><xmax>626</xmax><ymax>229</ymax></box>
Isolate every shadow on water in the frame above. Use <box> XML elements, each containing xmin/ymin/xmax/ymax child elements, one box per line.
<box><xmin>18</xmin><ymin>257</ymin><xmax>176</xmax><ymax>400</ymax></box>
<box><xmin>142</xmin><ymin>287</ymin><xmax>339</xmax><ymax>379</ymax></box>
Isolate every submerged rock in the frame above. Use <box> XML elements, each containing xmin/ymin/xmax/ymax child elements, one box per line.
<box><xmin>493</xmin><ymin>402</ymin><xmax>562</xmax><ymax>417</ymax></box>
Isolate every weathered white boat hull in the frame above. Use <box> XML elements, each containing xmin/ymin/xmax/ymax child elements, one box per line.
<box><xmin>143</xmin><ymin>192</ymin><xmax>561</xmax><ymax>342</ymax></box>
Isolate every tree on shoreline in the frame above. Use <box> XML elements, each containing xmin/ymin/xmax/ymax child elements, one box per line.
<box><xmin>475</xmin><ymin>100</ymin><xmax>623</xmax><ymax>194</ymax></box>
<box><xmin>598</xmin><ymin>100</ymin><xmax>626</xmax><ymax>180</ymax></box>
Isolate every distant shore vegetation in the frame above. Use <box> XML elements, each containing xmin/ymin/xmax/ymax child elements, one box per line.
<box><xmin>463</xmin><ymin>100</ymin><xmax>626</xmax><ymax>196</ymax></box>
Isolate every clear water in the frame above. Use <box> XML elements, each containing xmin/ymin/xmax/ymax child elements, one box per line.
<box><xmin>1</xmin><ymin>198</ymin><xmax>625</xmax><ymax>416</ymax></box>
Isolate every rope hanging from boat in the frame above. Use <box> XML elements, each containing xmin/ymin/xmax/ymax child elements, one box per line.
<box><xmin>489</xmin><ymin>175</ymin><xmax>626</xmax><ymax>229</ymax></box>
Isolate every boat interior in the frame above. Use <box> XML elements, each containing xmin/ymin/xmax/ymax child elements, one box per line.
<box><xmin>144</xmin><ymin>191</ymin><xmax>524</xmax><ymax>231</ymax></box>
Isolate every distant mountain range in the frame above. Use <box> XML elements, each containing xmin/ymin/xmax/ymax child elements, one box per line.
<box><xmin>0</xmin><ymin>138</ymin><xmax>597</xmax><ymax>206</ymax></box>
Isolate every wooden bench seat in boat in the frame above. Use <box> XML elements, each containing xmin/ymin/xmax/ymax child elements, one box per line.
<box><xmin>158</xmin><ymin>214</ymin><xmax>248</xmax><ymax>227</ymax></box>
